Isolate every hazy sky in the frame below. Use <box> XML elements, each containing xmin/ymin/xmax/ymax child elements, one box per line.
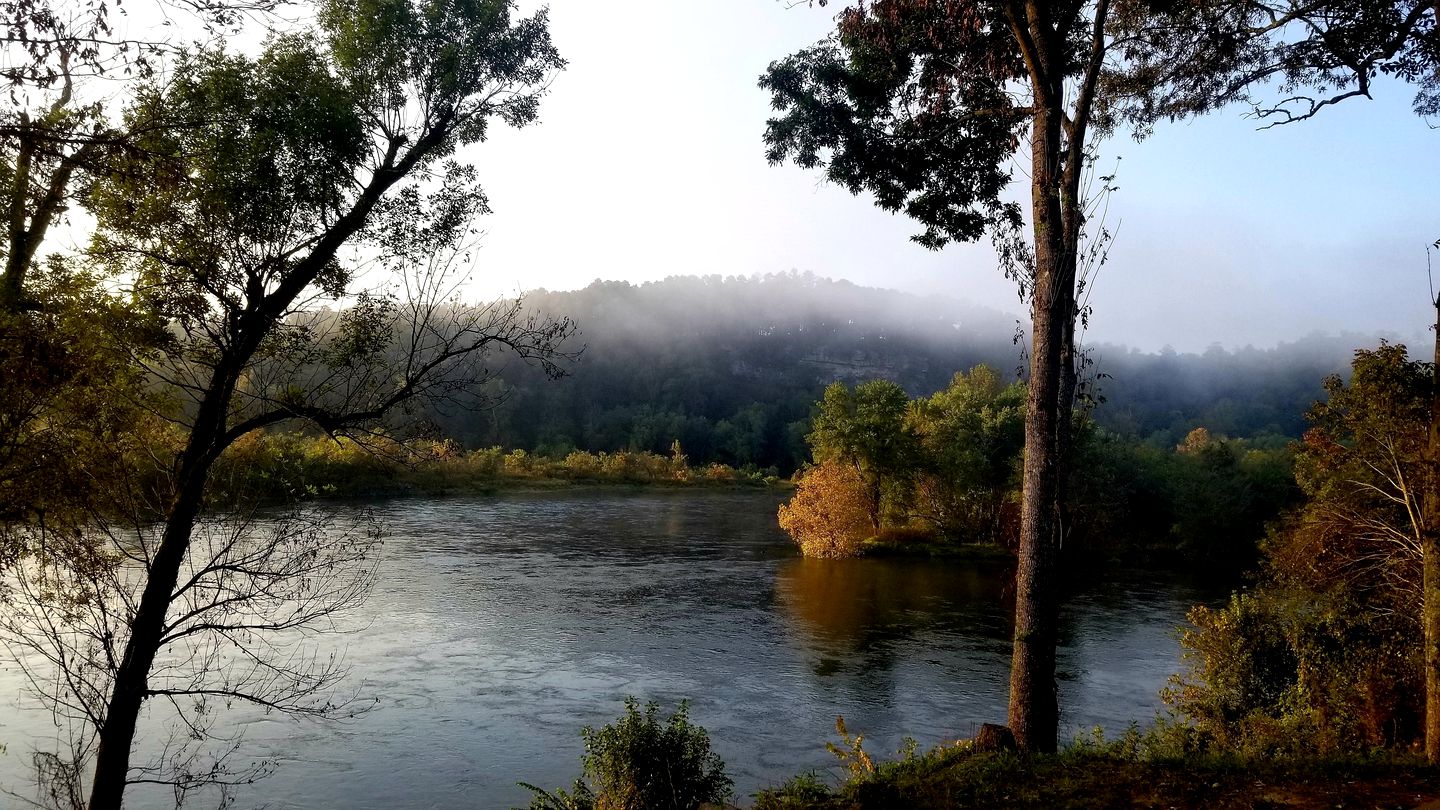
<box><xmin>101</xmin><ymin>1</ymin><xmax>1436</xmax><ymax>352</ymax></box>
<box><xmin>450</xmin><ymin>1</ymin><xmax>1438</xmax><ymax>353</ymax></box>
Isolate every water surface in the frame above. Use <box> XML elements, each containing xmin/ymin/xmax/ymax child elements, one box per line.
<box><xmin>1</xmin><ymin>490</ymin><xmax>1218</xmax><ymax>808</ymax></box>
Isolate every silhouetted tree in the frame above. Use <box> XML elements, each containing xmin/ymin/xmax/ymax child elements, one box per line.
<box><xmin>1104</xmin><ymin>0</ymin><xmax>1438</xmax><ymax>129</ymax></box>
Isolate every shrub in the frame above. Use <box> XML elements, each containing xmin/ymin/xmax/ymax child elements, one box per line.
<box><xmin>523</xmin><ymin>698</ymin><xmax>732</xmax><ymax>810</ymax></box>
<box><xmin>1165</xmin><ymin>586</ymin><xmax>1421</xmax><ymax>755</ymax></box>
<box><xmin>501</xmin><ymin>448</ymin><xmax>527</xmax><ymax>475</ymax></box>
<box><xmin>562</xmin><ymin>450</ymin><xmax>604</xmax><ymax>479</ymax></box>
<box><xmin>777</xmin><ymin>460</ymin><xmax>876</xmax><ymax>558</ymax></box>
<box><xmin>466</xmin><ymin>446</ymin><xmax>505</xmax><ymax>477</ymax></box>
<box><xmin>702</xmin><ymin>463</ymin><xmax>734</xmax><ymax>483</ymax></box>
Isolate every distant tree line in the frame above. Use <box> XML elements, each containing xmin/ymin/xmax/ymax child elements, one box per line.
<box><xmin>416</xmin><ymin>274</ymin><xmax>1381</xmax><ymax>475</ymax></box>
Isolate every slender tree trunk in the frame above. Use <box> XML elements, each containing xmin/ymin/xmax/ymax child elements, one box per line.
<box><xmin>1</xmin><ymin>117</ymin><xmax>35</xmax><ymax>314</ymax></box>
<box><xmin>1</xmin><ymin>121</ymin><xmax>93</xmax><ymax>315</ymax></box>
<box><xmin>86</xmin><ymin>369</ymin><xmax>237</xmax><ymax>810</ymax></box>
<box><xmin>86</xmin><ymin>487</ymin><xmax>205</xmax><ymax>810</ymax></box>
<box><xmin>1055</xmin><ymin>275</ymin><xmax>1078</xmax><ymax>547</ymax></box>
<box><xmin>1425</xmin><ymin>291</ymin><xmax>1440</xmax><ymax>763</ymax></box>
<box><xmin>1004</xmin><ymin>0</ymin><xmax>1107</xmax><ymax>753</ymax></box>
<box><xmin>1008</xmin><ymin>96</ymin><xmax>1072</xmax><ymax>754</ymax></box>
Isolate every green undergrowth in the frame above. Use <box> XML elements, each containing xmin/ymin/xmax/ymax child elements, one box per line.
<box><xmin>520</xmin><ymin>703</ymin><xmax>1440</xmax><ymax>810</ymax></box>
<box><xmin>755</xmin><ymin>728</ymin><xmax>1440</xmax><ymax>810</ymax></box>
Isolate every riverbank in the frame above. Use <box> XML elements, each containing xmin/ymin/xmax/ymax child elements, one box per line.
<box><xmin>754</xmin><ymin>745</ymin><xmax>1440</xmax><ymax>809</ymax></box>
<box><xmin>211</xmin><ymin>431</ymin><xmax>785</xmax><ymax>502</ymax></box>
<box><xmin>853</xmin><ymin>531</ymin><xmax>1013</xmax><ymax>561</ymax></box>
<box><xmin>527</xmin><ymin>702</ymin><xmax>1440</xmax><ymax>810</ymax></box>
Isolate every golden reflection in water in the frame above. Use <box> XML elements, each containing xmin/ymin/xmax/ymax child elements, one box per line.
<box><xmin>775</xmin><ymin>556</ymin><xmax>1007</xmax><ymax>649</ymax></box>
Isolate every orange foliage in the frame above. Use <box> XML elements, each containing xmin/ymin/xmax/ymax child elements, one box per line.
<box><xmin>777</xmin><ymin>460</ymin><xmax>876</xmax><ymax>558</ymax></box>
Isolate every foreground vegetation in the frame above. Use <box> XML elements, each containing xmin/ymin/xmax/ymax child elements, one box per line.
<box><xmin>523</xmin><ymin>699</ymin><xmax>733</xmax><ymax>810</ymax></box>
<box><xmin>525</xmin><ymin>700</ymin><xmax>1440</xmax><ymax>810</ymax></box>
<box><xmin>756</xmin><ymin>743</ymin><xmax>1440</xmax><ymax>810</ymax></box>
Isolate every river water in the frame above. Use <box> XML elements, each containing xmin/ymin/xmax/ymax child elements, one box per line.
<box><xmin>1</xmin><ymin>490</ymin><xmax>1221</xmax><ymax>808</ymax></box>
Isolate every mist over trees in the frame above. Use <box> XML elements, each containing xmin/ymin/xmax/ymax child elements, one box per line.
<box><xmin>435</xmin><ymin>272</ymin><xmax>1395</xmax><ymax>472</ymax></box>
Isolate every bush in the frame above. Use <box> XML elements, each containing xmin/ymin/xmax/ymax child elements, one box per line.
<box><xmin>562</xmin><ymin>450</ymin><xmax>604</xmax><ymax>479</ymax></box>
<box><xmin>523</xmin><ymin>698</ymin><xmax>732</xmax><ymax>810</ymax></box>
<box><xmin>777</xmin><ymin>460</ymin><xmax>876</xmax><ymax>558</ymax></box>
<box><xmin>1165</xmin><ymin>586</ymin><xmax>1421</xmax><ymax>755</ymax></box>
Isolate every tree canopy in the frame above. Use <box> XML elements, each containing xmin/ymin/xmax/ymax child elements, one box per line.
<box><xmin>1105</xmin><ymin>0</ymin><xmax>1439</xmax><ymax>129</ymax></box>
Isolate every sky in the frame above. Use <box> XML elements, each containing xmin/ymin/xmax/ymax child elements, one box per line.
<box><xmin>95</xmin><ymin>1</ymin><xmax>1437</xmax><ymax>353</ymax></box>
<box><xmin>450</xmin><ymin>0</ymin><xmax>1439</xmax><ymax>353</ymax></box>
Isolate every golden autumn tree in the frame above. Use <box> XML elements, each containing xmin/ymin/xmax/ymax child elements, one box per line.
<box><xmin>778</xmin><ymin>459</ymin><xmax>877</xmax><ymax>558</ymax></box>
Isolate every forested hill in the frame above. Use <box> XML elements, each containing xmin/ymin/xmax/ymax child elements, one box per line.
<box><xmin>429</xmin><ymin>273</ymin><xmax>1401</xmax><ymax>473</ymax></box>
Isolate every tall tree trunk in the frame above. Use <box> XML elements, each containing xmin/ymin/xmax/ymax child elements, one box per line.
<box><xmin>1054</xmin><ymin>251</ymin><xmax>1079</xmax><ymax>549</ymax></box>
<box><xmin>1007</xmin><ymin>96</ymin><xmax>1072</xmax><ymax>754</ymax></box>
<box><xmin>86</xmin><ymin>487</ymin><xmax>205</xmax><ymax>810</ymax></box>
<box><xmin>1004</xmin><ymin>0</ymin><xmax>1106</xmax><ymax>753</ymax></box>
<box><xmin>1425</xmin><ymin>290</ymin><xmax>1440</xmax><ymax>763</ymax></box>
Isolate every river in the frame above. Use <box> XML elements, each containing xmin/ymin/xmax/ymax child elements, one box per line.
<box><xmin>1</xmin><ymin>489</ymin><xmax>1223</xmax><ymax>808</ymax></box>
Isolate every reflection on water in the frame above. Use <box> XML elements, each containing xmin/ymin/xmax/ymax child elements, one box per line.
<box><xmin>775</xmin><ymin>557</ymin><xmax>1012</xmax><ymax>706</ymax></box>
<box><xmin>777</xmin><ymin>557</ymin><xmax>1007</xmax><ymax>649</ymax></box>
<box><xmin>0</xmin><ymin>491</ymin><xmax>1222</xmax><ymax>809</ymax></box>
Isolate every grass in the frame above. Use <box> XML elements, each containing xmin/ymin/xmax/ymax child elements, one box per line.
<box><xmin>858</xmin><ymin>536</ymin><xmax>1012</xmax><ymax>560</ymax></box>
<box><xmin>850</xmin><ymin>527</ymin><xmax>1013</xmax><ymax>560</ymax></box>
<box><xmin>754</xmin><ymin>744</ymin><xmax>1440</xmax><ymax>809</ymax></box>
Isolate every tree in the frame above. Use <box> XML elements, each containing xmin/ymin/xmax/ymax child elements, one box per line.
<box><xmin>1275</xmin><ymin>343</ymin><xmax>1432</xmax><ymax>615</ymax></box>
<box><xmin>1</xmin><ymin>0</ymin><xmax>295</xmax><ymax>314</ymax></box>
<box><xmin>1105</xmin><ymin>0</ymin><xmax>1439</xmax><ymax>757</ymax></box>
<box><xmin>0</xmin><ymin>1</ymin><xmax>297</xmax><ymax>582</ymax></box>
<box><xmin>808</xmin><ymin>380</ymin><xmax>918</xmax><ymax>530</ymax></box>
<box><xmin>907</xmin><ymin>365</ymin><xmax>1026</xmax><ymax>544</ymax></box>
<box><xmin>762</xmin><ymin>0</ymin><xmax>1118</xmax><ymax>751</ymax></box>
<box><xmin>2</xmin><ymin>503</ymin><xmax>384</xmax><ymax>808</ymax></box>
<box><xmin>1168</xmin><ymin>344</ymin><xmax>1434</xmax><ymax>753</ymax></box>
<box><xmin>1104</xmin><ymin>1</ymin><xmax>1438</xmax><ymax>129</ymax></box>
<box><xmin>778</xmin><ymin>458</ymin><xmax>879</xmax><ymax>557</ymax></box>
<box><xmin>1274</xmin><ymin>343</ymin><xmax>1432</xmax><ymax>746</ymax></box>
<box><xmin>1429</xmin><ymin>245</ymin><xmax>1440</xmax><ymax>761</ymax></box>
<box><xmin>1</xmin><ymin>2</ymin><xmax>572</xmax><ymax>807</ymax></box>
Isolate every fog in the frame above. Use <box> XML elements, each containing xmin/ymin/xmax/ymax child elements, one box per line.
<box><xmin>413</xmin><ymin>273</ymin><xmax>1419</xmax><ymax>473</ymax></box>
